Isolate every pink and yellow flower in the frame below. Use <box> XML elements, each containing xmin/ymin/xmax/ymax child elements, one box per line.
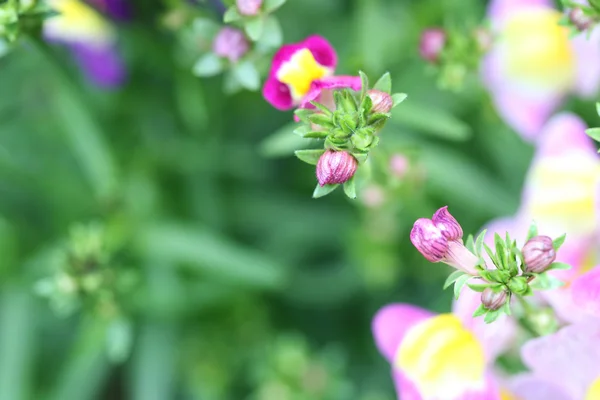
<box><xmin>482</xmin><ymin>0</ymin><xmax>600</xmax><ymax>141</ymax></box>
<box><xmin>508</xmin><ymin>321</ymin><xmax>600</xmax><ymax>400</ymax></box>
<box><xmin>372</xmin><ymin>289</ymin><xmax>515</xmax><ymax>400</ymax></box>
<box><xmin>262</xmin><ymin>35</ymin><xmax>361</xmax><ymax>111</ymax></box>
<box><xmin>483</xmin><ymin>112</ymin><xmax>600</xmax><ymax>322</ymax></box>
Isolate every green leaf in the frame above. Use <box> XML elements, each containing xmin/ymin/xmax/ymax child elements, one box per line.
<box><xmin>464</xmin><ymin>234</ymin><xmax>475</xmax><ymax>253</ymax></box>
<box><xmin>373</xmin><ymin>72</ymin><xmax>392</xmax><ymax>93</ymax></box>
<box><xmin>475</xmin><ymin>229</ymin><xmax>487</xmax><ymax>256</ymax></box>
<box><xmin>352</xmin><ymin>152</ymin><xmax>369</xmax><ymax>164</ymax></box>
<box><xmin>244</xmin><ymin>16</ymin><xmax>265</xmax><ymax>41</ymax></box>
<box><xmin>391</xmin><ymin>93</ymin><xmax>407</xmax><ymax>107</ymax></box>
<box><xmin>313</xmin><ymin>184</ymin><xmax>338</xmax><ymax>198</ymax></box>
<box><xmin>454</xmin><ymin>274</ymin><xmax>471</xmax><ymax>299</ymax></box>
<box><xmin>192</xmin><ymin>53</ymin><xmax>223</xmax><ymax>77</ymax></box>
<box><xmin>526</xmin><ymin>221</ymin><xmax>538</xmax><ymax>241</ymax></box>
<box><xmin>483</xmin><ymin>243</ymin><xmax>499</xmax><ymax>270</ymax></box>
<box><xmin>256</xmin><ymin>16</ymin><xmax>282</xmax><ymax>48</ymax></box>
<box><xmin>232</xmin><ymin>61</ymin><xmax>260</xmax><ymax>90</ymax></box>
<box><xmin>106</xmin><ymin>317</ymin><xmax>133</xmax><ymax>363</ymax></box>
<box><xmin>443</xmin><ymin>270</ymin><xmax>465</xmax><ymax>289</ymax></box>
<box><xmin>472</xmin><ymin>304</ymin><xmax>487</xmax><ymax>318</ymax></box>
<box><xmin>502</xmin><ymin>297</ymin><xmax>512</xmax><ymax>316</ymax></box>
<box><xmin>552</xmin><ymin>234</ymin><xmax>566</xmax><ymax>251</ymax></box>
<box><xmin>358</xmin><ymin>70</ymin><xmax>369</xmax><ymax>100</ymax></box>
<box><xmin>529</xmin><ymin>273</ymin><xmax>565</xmax><ymax>290</ymax></box>
<box><xmin>264</xmin><ymin>0</ymin><xmax>287</xmax><ymax>12</ymax></box>
<box><xmin>494</xmin><ymin>233</ymin><xmax>507</xmax><ymax>270</ymax></box>
<box><xmin>546</xmin><ymin>262</ymin><xmax>572</xmax><ymax>271</ymax></box>
<box><xmin>303</xmin><ymin>131</ymin><xmax>329</xmax><ymax>139</ymax></box>
<box><xmin>389</xmin><ymin>101</ymin><xmax>471</xmax><ymax>141</ymax></box>
<box><xmin>192</xmin><ymin>18</ymin><xmax>221</xmax><ymax>38</ymax></box>
<box><xmin>343</xmin><ymin>177</ymin><xmax>356</xmax><ymax>199</ymax></box>
<box><xmin>467</xmin><ymin>282</ymin><xmax>497</xmax><ymax>292</ymax></box>
<box><xmin>484</xmin><ymin>309</ymin><xmax>502</xmax><ymax>324</ymax></box>
<box><xmin>586</xmin><ymin>127</ymin><xmax>600</xmax><ymax>141</ymax></box>
<box><xmin>309</xmin><ymin>101</ymin><xmax>334</xmax><ymax>117</ymax></box>
<box><xmin>259</xmin><ymin>122</ymin><xmax>311</xmax><ymax>158</ymax></box>
<box><xmin>295</xmin><ymin>149</ymin><xmax>325</xmax><ymax>165</ymax></box>
<box><xmin>223</xmin><ymin>6</ymin><xmax>242</xmax><ymax>22</ymax></box>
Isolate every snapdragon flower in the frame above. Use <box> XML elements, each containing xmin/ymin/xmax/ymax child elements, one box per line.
<box><xmin>44</xmin><ymin>0</ymin><xmax>126</xmax><ymax>87</ymax></box>
<box><xmin>482</xmin><ymin>0</ymin><xmax>600</xmax><ymax>141</ymax></box>
<box><xmin>262</xmin><ymin>35</ymin><xmax>361</xmax><ymax>111</ymax></box>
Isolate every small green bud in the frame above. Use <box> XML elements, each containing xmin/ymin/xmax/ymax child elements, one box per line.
<box><xmin>507</xmin><ymin>276</ymin><xmax>529</xmax><ymax>295</ymax></box>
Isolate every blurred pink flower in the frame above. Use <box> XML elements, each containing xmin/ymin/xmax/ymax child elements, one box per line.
<box><xmin>482</xmin><ymin>0</ymin><xmax>600</xmax><ymax>141</ymax></box>
<box><xmin>213</xmin><ymin>27</ymin><xmax>249</xmax><ymax>63</ymax></box>
<box><xmin>482</xmin><ymin>113</ymin><xmax>600</xmax><ymax>323</ymax></box>
<box><xmin>507</xmin><ymin>321</ymin><xmax>600</xmax><ymax>399</ymax></box>
<box><xmin>372</xmin><ymin>296</ymin><xmax>513</xmax><ymax>400</ymax></box>
<box><xmin>262</xmin><ymin>35</ymin><xmax>361</xmax><ymax>111</ymax></box>
<box><xmin>419</xmin><ymin>28</ymin><xmax>446</xmax><ymax>63</ymax></box>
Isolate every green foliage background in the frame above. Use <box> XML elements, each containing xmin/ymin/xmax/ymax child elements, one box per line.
<box><xmin>0</xmin><ymin>0</ymin><xmax>597</xmax><ymax>399</ymax></box>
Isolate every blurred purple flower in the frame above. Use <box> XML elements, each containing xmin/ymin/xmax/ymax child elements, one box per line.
<box><xmin>71</xmin><ymin>42</ymin><xmax>126</xmax><ymax>87</ymax></box>
<box><xmin>88</xmin><ymin>0</ymin><xmax>132</xmax><ymax>21</ymax></box>
<box><xmin>212</xmin><ymin>26</ymin><xmax>249</xmax><ymax>63</ymax></box>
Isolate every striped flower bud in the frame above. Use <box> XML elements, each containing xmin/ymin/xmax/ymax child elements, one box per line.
<box><xmin>481</xmin><ymin>288</ymin><xmax>507</xmax><ymax>311</ymax></box>
<box><xmin>522</xmin><ymin>235</ymin><xmax>556</xmax><ymax>273</ymax></box>
<box><xmin>367</xmin><ymin>89</ymin><xmax>393</xmax><ymax>114</ymax></box>
<box><xmin>316</xmin><ymin>150</ymin><xmax>357</xmax><ymax>186</ymax></box>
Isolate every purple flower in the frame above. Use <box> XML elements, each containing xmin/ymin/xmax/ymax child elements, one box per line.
<box><xmin>71</xmin><ymin>42</ymin><xmax>126</xmax><ymax>87</ymax></box>
<box><xmin>212</xmin><ymin>27</ymin><xmax>249</xmax><ymax>63</ymax></box>
<box><xmin>522</xmin><ymin>235</ymin><xmax>556</xmax><ymax>273</ymax></box>
<box><xmin>419</xmin><ymin>28</ymin><xmax>446</xmax><ymax>63</ymax></box>
<box><xmin>262</xmin><ymin>35</ymin><xmax>362</xmax><ymax>111</ymax></box>
<box><xmin>316</xmin><ymin>150</ymin><xmax>357</xmax><ymax>186</ymax></box>
<box><xmin>571</xmin><ymin>266</ymin><xmax>600</xmax><ymax>318</ymax></box>
<box><xmin>482</xmin><ymin>0</ymin><xmax>600</xmax><ymax>141</ymax></box>
<box><xmin>89</xmin><ymin>0</ymin><xmax>132</xmax><ymax>21</ymax></box>
<box><xmin>236</xmin><ymin>0</ymin><xmax>262</xmax><ymax>16</ymax></box>
<box><xmin>410</xmin><ymin>206</ymin><xmax>478</xmax><ymax>274</ymax></box>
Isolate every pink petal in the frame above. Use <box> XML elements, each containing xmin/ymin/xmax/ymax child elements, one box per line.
<box><xmin>509</xmin><ymin>374</ymin><xmax>571</xmax><ymax>400</ymax></box>
<box><xmin>298</xmin><ymin>75</ymin><xmax>362</xmax><ymax>110</ymax></box>
<box><xmin>452</xmin><ymin>287</ymin><xmax>517</xmax><ymax>362</ymax></box>
<box><xmin>534</xmin><ymin>112</ymin><xmax>595</xmax><ymax>158</ymax></box>
<box><xmin>487</xmin><ymin>0</ymin><xmax>553</xmax><ymax>27</ymax></box>
<box><xmin>371</xmin><ymin>304</ymin><xmax>433</xmax><ymax>363</ymax></box>
<box><xmin>542</xmin><ymin>285</ymin><xmax>589</xmax><ymax>324</ymax></box>
<box><xmin>299</xmin><ymin>35</ymin><xmax>337</xmax><ymax>69</ymax></box>
<box><xmin>393</xmin><ymin>370</ymin><xmax>422</xmax><ymax>400</ymax></box>
<box><xmin>572</xmin><ymin>266</ymin><xmax>600</xmax><ymax>317</ymax></box>
<box><xmin>262</xmin><ymin>76</ymin><xmax>294</xmax><ymax>110</ymax></box>
<box><xmin>572</xmin><ymin>25</ymin><xmax>600</xmax><ymax>97</ymax></box>
<box><xmin>521</xmin><ymin>321</ymin><xmax>600</xmax><ymax>399</ymax></box>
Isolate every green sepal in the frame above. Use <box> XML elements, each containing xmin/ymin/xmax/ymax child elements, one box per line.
<box><xmin>313</xmin><ymin>183</ymin><xmax>338</xmax><ymax>198</ymax></box>
<box><xmin>373</xmin><ymin>72</ymin><xmax>392</xmax><ymax>93</ymax></box>
<box><xmin>294</xmin><ymin>149</ymin><xmax>325</xmax><ymax>165</ymax></box>
<box><xmin>302</xmin><ymin>131</ymin><xmax>329</xmax><ymax>139</ymax></box>
<box><xmin>244</xmin><ymin>16</ymin><xmax>265</xmax><ymax>41</ymax></box>
<box><xmin>464</xmin><ymin>234</ymin><xmax>475</xmax><ymax>254</ymax></box>
<box><xmin>359</xmin><ymin>70</ymin><xmax>369</xmax><ymax>100</ymax></box>
<box><xmin>483</xmin><ymin>243</ymin><xmax>500</xmax><ymax>270</ymax></box>
<box><xmin>453</xmin><ymin>274</ymin><xmax>471</xmax><ymax>299</ymax></box>
<box><xmin>391</xmin><ymin>93</ymin><xmax>407</xmax><ymax>107</ymax></box>
<box><xmin>474</xmin><ymin>229</ymin><xmax>487</xmax><ymax>256</ymax></box>
<box><xmin>552</xmin><ymin>234</ymin><xmax>566</xmax><ymax>251</ymax></box>
<box><xmin>223</xmin><ymin>6</ymin><xmax>242</xmax><ymax>22</ymax></box>
<box><xmin>467</xmin><ymin>282</ymin><xmax>500</xmax><ymax>293</ymax></box>
<box><xmin>309</xmin><ymin>101</ymin><xmax>334</xmax><ymax>117</ymax></box>
<box><xmin>484</xmin><ymin>309</ymin><xmax>502</xmax><ymax>324</ymax></box>
<box><xmin>494</xmin><ymin>233</ymin><xmax>507</xmax><ymax>271</ymax></box>
<box><xmin>507</xmin><ymin>276</ymin><xmax>529</xmax><ymax>295</ymax></box>
<box><xmin>294</xmin><ymin>108</ymin><xmax>314</xmax><ymax>124</ymax></box>
<box><xmin>472</xmin><ymin>304</ymin><xmax>487</xmax><ymax>317</ymax></box>
<box><xmin>367</xmin><ymin>112</ymin><xmax>391</xmax><ymax>125</ymax></box>
<box><xmin>343</xmin><ymin>177</ymin><xmax>356</xmax><ymax>199</ymax></box>
<box><xmin>502</xmin><ymin>296</ymin><xmax>512</xmax><ymax>316</ymax></box>
<box><xmin>526</xmin><ymin>221</ymin><xmax>538</xmax><ymax>241</ymax></box>
<box><xmin>444</xmin><ymin>270</ymin><xmax>466</xmax><ymax>289</ymax></box>
<box><xmin>545</xmin><ymin>262</ymin><xmax>572</xmax><ymax>271</ymax></box>
<box><xmin>352</xmin><ymin>153</ymin><xmax>369</xmax><ymax>164</ymax></box>
<box><xmin>308</xmin><ymin>113</ymin><xmax>334</xmax><ymax>128</ymax></box>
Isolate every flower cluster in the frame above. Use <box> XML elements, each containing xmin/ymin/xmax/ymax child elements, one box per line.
<box><xmin>410</xmin><ymin>206</ymin><xmax>569</xmax><ymax>323</ymax></box>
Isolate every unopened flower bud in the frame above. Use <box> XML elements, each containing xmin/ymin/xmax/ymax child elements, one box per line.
<box><xmin>569</xmin><ymin>8</ymin><xmax>594</xmax><ymax>31</ymax></box>
<box><xmin>236</xmin><ymin>0</ymin><xmax>262</xmax><ymax>16</ymax></box>
<box><xmin>419</xmin><ymin>28</ymin><xmax>446</xmax><ymax>63</ymax></box>
<box><xmin>522</xmin><ymin>235</ymin><xmax>556</xmax><ymax>273</ymax></box>
<box><xmin>432</xmin><ymin>206</ymin><xmax>463</xmax><ymax>241</ymax></box>
<box><xmin>410</xmin><ymin>218</ymin><xmax>449</xmax><ymax>262</ymax></box>
<box><xmin>316</xmin><ymin>150</ymin><xmax>357</xmax><ymax>186</ymax></box>
<box><xmin>367</xmin><ymin>89</ymin><xmax>393</xmax><ymax>114</ymax></box>
<box><xmin>213</xmin><ymin>27</ymin><xmax>249</xmax><ymax>63</ymax></box>
<box><xmin>481</xmin><ymin>288</ymin><xmax>507</xmax><ymax>311</ymax></box>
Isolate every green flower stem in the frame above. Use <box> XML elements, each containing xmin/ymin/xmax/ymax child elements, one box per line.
<box><xmin>514</xmin><ymin>295</ymin><xmax>559</xmax><ymax>337</ymax></box>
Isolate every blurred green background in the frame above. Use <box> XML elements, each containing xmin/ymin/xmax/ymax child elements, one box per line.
<box><xmin>0</xmin><ymin>0</ymin><xmax>597</xmax><ymax>399</ymax></box>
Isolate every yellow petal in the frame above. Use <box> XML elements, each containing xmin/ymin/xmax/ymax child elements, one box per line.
<box><xmin>45</xmin><ymin>0</ymin><xmax>114</xmax><ymax>45</ymax></box>
<box><xmin>276</xmin><ymin>48</ymin><xmax>329</xmax><ymax>102</ymax></box>
<box><xmin>585</xmin><ymin>377</ymin><xmax>600</xmax><ymax>400</ymax></box>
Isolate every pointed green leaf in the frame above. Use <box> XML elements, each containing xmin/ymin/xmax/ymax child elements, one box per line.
<box><xmin>192</xmin><ymin>53</ymin><xmax>223</xmax><ymax>77</ymax></box>
<box><xmin>343</xmin><ymin>177</ymin><xmax>356</xmax><ymax>199</ymax></box>
<box><xmin>502</xmin><ymin>297</ymin><xmax>512</xmax><ymax>316</ymax></box>
<box><xmin>526</xmin><ymin>221</ymin><xmax>538</xmax><ymax>241</ymax></box>
<box><xmin>467</xmin><ymin>282</ymin><xmax>496</xmax><ymax>292</ymax></box>
<box><xmin>475</xmin><ymin>229</ymin><xmax>487</xmax><ymax>256</ymax></box>
<box><xmin>232</xmin><ymin>61</ymin><xmax>260</xmax><ymax>90</ymax></box>
<box><xmin>309</xmin><ymin>101</ymin><xmax>334</xmax><ymax>117</ymax></box>
<box><xmin>313</xmin><ymin>183</ymin><xmax>338</xmax><ymax>198</ymax></box>
<box><xmin>465</xmin><ymin>234</ymin><xmax>475</xmax><ymax>253</ymax></box>
<box><xmin>293</xmin><ymin>125</ymin><xmax>311</xmax><ymax>137</ymax></box>
<box><xmin>303</xmin><ymin>131</ymin><xmax>329</xmax><ymax>139</ymax></box>
<box><xmin>484</xmin><ymin>309</ymin><xmax>502</xmax><ymax>324</ymax></box>
<box><xmin>223</xmin><ymin>6</ymin><xmax>242</xmax><ymax>22</ymax></box>
<box><xmin>454</xmin><ymin>274</ymin><xmax>471</xmax><ymax>299</ymax></box>
<box><xmin>472</xmin><ymin>304</ymin><xmax>487</xmax><ymax>318</ymax></box>
<box><xmin>443</xmin><ymin>270</ymin><xmax>465</xmax><ymax>289</ymax></box>
<box><xmin>552</xmin><ymin>233</ymin><xmax>566</xmax><ymax>250</ymax></box>
<box><xmin>244</xmin><ymin>16</ymin><xmax>265</xmax><ymax>41</ymax></box>
<box><xmin>259</xmin><ymin>122</ymin><xmax>311</xmax><ymax>158</ymax></box>
<box><xmin>294</xmin><ymin>108</ymin><xmax>313</xmax><ymax>124</ymax></box>
<box><xmin>295</xmin><ymin>149</ymin><xmax>325</xmax><ymax>165</ymax></box>
<box><xmin>264</xmin><ymin>0</ymin><xmax>286</xmax><ymax>12</ymax></box>
<box><xmin>352</xmin><ymin>153</ymin><xmax>369</xmax><ymax>164</ymax></box>
<box><xmin>359</xmin><ymin>70</ymin><xmax>369</xmax><ymax>100</ymax></box>
<box><xmin>546</xmin><ymin>262</ymin><xmax>572</xmax><ymax>271</ymax></box>
<box><xmin>586</xmin><ymin>127</ymin><xmax>600</xmax><ymax>141</ymax></box>
<box><xmin>391</xmin><ymin>93</ymin><xmax>407</xmax><ymax>107</ymax></box>
<box><xmin>257</xmin><ymin>16</ymin><xmax>283</xmax><ymax>48</ymax></box>
<box><xmin>373</xmin><ymin>72</ymin><xmax>392</xmax><ymax>93</ymax></box>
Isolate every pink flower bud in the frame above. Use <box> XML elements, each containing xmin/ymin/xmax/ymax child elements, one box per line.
<box><xmin>389</xmin><ymin>154</ymin><xmax>408</xmax><ymax>178</ymax></box>
<box><xmin>213</xmin><ymin>27</ymin><xmax>249</xmax><ymax>63</ymax></box>
<box><xmin>367</xmin><ymin>89</ymin><xmax>393</xmax><ymax>114</ymax></box>
<box><xmin>568</xmin><ymin>8</ymin><xmax>593</xmax><ymax>31</ymax></box>
<box><xmin>316</xmin><ymin>150</ymin><xmax>357</xmax><ymax>186</ymax></box>
<box><xmin>419</xmin><ymin>28</ymin><xmax>446</xmax><ymax>63</ymax></box>
<box><xmin>522</xmin><ymin>235</ymin><xmax>556</xmax><ymax>273</ymax></box>
<box><xmin>432</xmin><ymin>206</ymin><xmax>463</xmax><ymax>241</ymax></box>
<box><xmin>410</xmin><ymin>218</ymin><xmax>449</xmax><ymax>262</ymax></box>
<box><xmin>236</xmin><ymin>0</ymin><xmax>262</xmax><ymax>16</ymax></box>
<box><xmin>481</xmin><ymin>288</ymin><xmax>507</xmax><ymax>311</ymax></box>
